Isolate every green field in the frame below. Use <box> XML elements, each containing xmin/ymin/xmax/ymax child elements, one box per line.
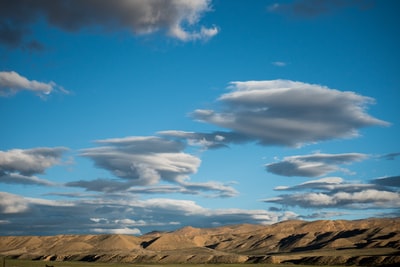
<box><xmin>1</xmin><ymin>259</ymin><xmax>348</xmax><ymax>267</ymax></box>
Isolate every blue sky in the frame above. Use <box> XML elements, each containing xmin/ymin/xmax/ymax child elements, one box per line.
<box><xmin>0</xmin><ymin>0</ymin><xmax>399</xmax><ymax>235</ymax></box>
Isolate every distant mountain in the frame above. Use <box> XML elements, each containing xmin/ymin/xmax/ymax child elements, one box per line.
<box><xmin>1</xmin><ymin>218</ymin><xmax>399</xmax><ymax>266</ymax></box>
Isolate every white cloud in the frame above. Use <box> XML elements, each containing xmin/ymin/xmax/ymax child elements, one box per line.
<box><xmin>274</xmin><ymin>177</ymin><xmax>344</xmax><ymax>191</ymax></box>
<box><xmin>180</xmin><ymin>181</ymin><xmax>239</xmax><ymax>197</ymax></box>
<box><xmin>169</xmin><ymin>23</ymin><xmax>218</xmax><ymax>41</ymax></box>
<box><xmin>159</xmin><ymin>130</ymin><xmax>225</xmax><ymax>149</ymax></box>
<box><xmin>114</xmin><ymin>219</ymin><xmax>147</xmax><ymax>226</ymax></box>
<box><xmin>334</xmin><ymin>189</ymin><xmax>400</xmax><ymax>207</ymax></box>
<box><xmin>264</xmin><ymin>190</ymin><xmax>400</xmax><ymax>209</ymax></box>
<box><xmin>90</xmin><ymin>217</ymin><xmax>107</xmax><ymax>223</ymax></box>
<box><xmin>273</xmin><ymin>176</ymin><xmax>382</xmax><ymax>193</ymax></box>
<box><xmin>92</xmin><ymin>215</ymin><xmax>181</xmax><ymax>229</ymax></box>
<box><xmin>191</xmin><ymin>80</ymin><xmax>389</xmax><ymax>147</ymax></box>
<box><xmin>81</xmin><ymin>136</ymin><xmax>200</xmax><ymax>185</ymax></box>
<box><xmin>94</xmin><ymin>136</ymin><xmax>186</xmax><ymax>153</ymax></box>
<box><xmin>158</xmin><ymin>130</ymin><xmax>249</xmax><ymax>150</ymax></box>
<box><xmin>0</xmin><ymin>172</ymin><xmax>55</xmax><ymax>186</ymax></box>
<box><xmin>266</xmin><ymin>152</ymin><xmax>368</xmax><ymax>177</ymax></box>
<box><xmin>0</xmin><ymin>71</ymin><xmax>68</xmax><ymax>97</ymax></box>
<box><xmin>272</xmin><ymin>61</ymin><xmax>287</xmax><ymax>67</ymax></box>
<box><xmin>92</xmin><ymin>227</ymin><xmax>141</xmax><ymax>235</ymax></box>
<box><xmin>265</xmin><ymin>170</ymin><xmax>400</xmax><ymax>210</ymax></box>
<box><xmin>301</xmin><ymin>211</ymin><xmax>348</xmax><ymax>219</ymax></box>
<box><xmin>74</xmin><ymin>135</ymin><xmax>239</xmax><ymax>198</ymax></box>
<box><xmin>140</xmin><ymin>198</ymin><xmax>207</xmax><ymax>215</ymax></box>
<box><xmin>25</xmin><ymin>197</ymin><xmax>75</xmax><ymax>207</ymax></box>
<box><xmin>0</xmin><ymin>147</ymin><xmax>67</xmax><ymax>188</ymax></box>
<box><xmin>0</xmin><ymin>147</ymin><xmax>68</xmax><ymax>176</ymax></box>
<box><xmin>264</xmin><ymin>176</ymin><xmax>400</xmax><ymax>209</ymax></box>
<box><xmin>0</xmin><ymin>192</ymin><xmax>29</xmax><ymax>214</ymax></box>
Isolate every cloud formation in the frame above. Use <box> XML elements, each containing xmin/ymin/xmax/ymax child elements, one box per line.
<box><xmin>0</xmin><ymin>172</ymin><xmax>55</xmax><ymax>186</ymax></box>
<box><xmin>191</xmin><ymin>80</ymin><xmax>388</xmax><ymax>147</ymax></box>
<box><xmin>274</xmin><ymin>177</ymin><xmax>377</xmax><ymax>192</ymax></box>
<box><xmin>0</xmin><ymin>147</ymin><xmax>68</xmax><ymax>176</ymax></box>
<box><xmin>0</xmin><ymin>192</ymin><xmax>289</xmax><ymax>235</ymax></box>
<box><xmin>268</xmin><ymin>0</ymin><xmax>373</xmax><ymax>18</ymax></box>
<box><xmin>266</xmin><ymin>190</ymin><xmax>400</xmax><ymax>209</ymax></box>
<box><xmin>158</xmin><ymin>130</ymin><xmax>249</xmax><ymax>150</ymax></box>
<box><xmin>71</xmin><ymin>136</ymin><xmax>237</xmax><ymax>198</ymax></box>
<box><xmin>0</xmin><ymin>192</ymin><xmax>29</xmax><ymax>214</ymax></box>
<box><xmin>271</xmin><ymin>61</ymin><xmax>287</xmax><ymax>67</ymax></box>
<box><xmin>0</xmin><ymin>71</ymin><xmax>68</xmax><ymax>97</ymax></box>
<box><xmin>81</xmin><ymin>136</ymin><xmax>200</xmax><ymax>185</ymax></box>
<box><xmin>266</xmin><ymin>152</ymin><xmax>368</xmax><ymax>177</ymax></box>
<box><xmin>0</xmin><ymin>0</ymin><xmax>218</xmax><ymax>49</ymax></box>
<box><xmin>67</xmin><ymin>179</ymin><xmax>238</xmax><ymax>198</ymax></box>
<box><xmin>264</xmin><ymin>176</ymin><xmax>400</xmax><ymax>209</ymax></box>
<box><xmin>0</xmin><ymin>147</ymin><xmax>67</xmax><ymax>186</ymax></box>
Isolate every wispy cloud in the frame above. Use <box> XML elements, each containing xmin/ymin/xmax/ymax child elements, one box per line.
<box><xmin>67</xmin><ymin>179</ymin><xmax>238</xmax><ymax>198</ymax></box>
<box><xmin>300</xmin><ymin>211</ymin><xmax>348</xmax><ymax>219</ymax></box>
<box><xmin>266</xmin><ymin>152</ymin><xmax>368</xmax><ymax>177</ymax></box>
<box><xmin>158</xmin><ymin>130</ymin><xmax>249</xmax><ymax>150</ymax></box>
<box><xmin>0</xmin><ymin>71</ymin><xmax>69</xmax><ymax>98</ymax></box>
<box><xmin>268</xmin><ymin>0</ymin><xmax>374</xmax><ymax>18</ymax></box>
<box><xmin>191</xmin><ymin>80</ymin><xmax>389</xmax><ymax>147</ymax></box>
<box><xmin>0</xmin><ymin>147</ymin><xmax>68</xmax><ymax>187</ymax></box>
<box><xmin>379</xmin><ymin>152</ymin><xmax>400</xmax><ymax>161</ymax></box>
<box><xmin>178</xmin><ymin>181</ymin><xmax>239</xmax><ymax>198</ymax></box>
<box><xmin>274</xmin><ymin>177</ymin><xmax>377</xmax><ymax>192</ymax></box>
<box><xmin>0</xmin><ymin>172</ymin><xmax>55</xmax><ymax>186</ymax></box>
<box><xmin>0</xmin><ymin>0</ymin><xmax>218</xmax><ymax>49</ymax></box>
<box><xmin>271</xmin><ymin>61</ymin><xmax>287</xmax><ymax>67</ymax></box>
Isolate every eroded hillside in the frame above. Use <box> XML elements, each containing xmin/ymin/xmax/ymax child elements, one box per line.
<box><xmin>1</xmin><ymin>218</ymin><xmax>399</xmax><ymax>265</ymax></box>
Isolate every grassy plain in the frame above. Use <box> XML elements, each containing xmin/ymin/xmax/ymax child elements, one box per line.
<box><xmin>2</xmin><ymin>259</ymin><xmax>348</xmax><ymax>267</ymax></box>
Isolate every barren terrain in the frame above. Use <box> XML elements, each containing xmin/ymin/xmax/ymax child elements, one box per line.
<box><xmin>1</xmin><ymin>218</ymin><xmax>399</xmax><ymax>266</ymax></box>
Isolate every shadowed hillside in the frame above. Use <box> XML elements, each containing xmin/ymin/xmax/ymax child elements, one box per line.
<box><xmin>1</xmin><ymin>218</ymin><xmax>399</xmax><ymax>265</ymax></box>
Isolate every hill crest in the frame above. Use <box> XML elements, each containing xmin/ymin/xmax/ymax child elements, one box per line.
<box><xmin>1</xmin><ymin>218</ymin><xmax>399</xmax><ymax>266</ymax></box>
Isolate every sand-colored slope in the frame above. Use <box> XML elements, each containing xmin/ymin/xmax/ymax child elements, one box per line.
<box><xmin>1</xmin><ymin>217</ymin><xmax>399</xmax><ymax>265</ymax></box>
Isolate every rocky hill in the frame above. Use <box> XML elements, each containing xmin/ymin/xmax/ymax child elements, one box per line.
<box><xmin>1</xmin><ymin>218</ymin><xmax>399</xmax><ymax>266</ymax></box>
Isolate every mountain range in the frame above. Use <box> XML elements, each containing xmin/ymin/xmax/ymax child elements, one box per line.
<box><xmin>1</xmin><ymin>218</ymin><xmax>399</xmax><ymax>266</ymax></box>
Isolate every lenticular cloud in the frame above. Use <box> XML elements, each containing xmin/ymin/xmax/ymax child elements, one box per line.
<box><xmin>266</xmin><ymin>153</ymin><xmax>368</xmax><ymax>177</ymax></box>
<box><xmin>80</xmin><ymin>136</ymin><xmax>201</xmax><ymax>185</ymax></box>
<box><xmin>191</xmin><ymin>80</ymin><xmax>389</xmax><ymax>147</ymax></box>
<box><xmin>0</xmin><ymin>71</ymin><xmax>66</xmax><ymax>97</ymax></box>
